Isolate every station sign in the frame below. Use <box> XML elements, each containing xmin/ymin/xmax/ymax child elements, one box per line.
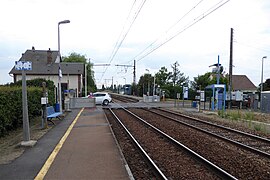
<box><xmin>15</xmin><ymin>61</ymin><xmax>32</xmax><ymax>71</ymax></box>
<box><xmin>183</xmin><ymin>86</ymin><xmax>188</xmax><ymax>99</ymax></box>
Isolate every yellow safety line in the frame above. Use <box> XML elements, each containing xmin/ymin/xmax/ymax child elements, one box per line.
<box><xmin>35</xmin><ymin>108</ymin><xmax>84</xmax><ymax>180</ymax></box>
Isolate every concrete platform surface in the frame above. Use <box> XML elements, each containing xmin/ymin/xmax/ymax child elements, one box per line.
<box><xmin>0</xmin><ymin>107</ymin><xmax>130</xmax><ymax>180</ymax></box>
<box><xmin>43</xmin><ymin>107</ymin><xmax>130</xmax><ymax>179</ymax></box>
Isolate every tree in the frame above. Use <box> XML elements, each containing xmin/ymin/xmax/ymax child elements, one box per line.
<box><xmin>264</xmin><ymin>78</ymin><xmax>270</xmax><ymax>91</ymax></box>
<box><xmin>155</xmin><ymin>67</ymin><xmax>171</xmax><ymax>87</ymax></box>
<box><xmin>137</xmin><ymin>73</ymin><xmax>153</xmax><ymax>96</ymax></box>
<box><xmin>191</xmin><ymin>71</ymin><xmax>228</xmax><ymax>91</ymax></box>
<box><xmin>62</xmin><ymin>52</ymin><xmax>87</xmax><ymax>63</ymax></box>
<box><xmin>170</xmin><ymin>61</ymin><xmax>189</xmax><ymax>86</ymax></box>
<box><xmin>62</xmin><ymin>52</ymin><xmax>97</xmax><ymax>93</ymax></box>
<box><xmin>191</xmin><ymin>72</ymin><xmax>212</xmax><ymax>90</ymax></box>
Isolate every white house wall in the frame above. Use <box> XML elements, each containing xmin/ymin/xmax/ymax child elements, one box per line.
<box><xmin>15</xmin><ymin>74</ymin><xmax>80</xmax><ymax>90</ymax></box>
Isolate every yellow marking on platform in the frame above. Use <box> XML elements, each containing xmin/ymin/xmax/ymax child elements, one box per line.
<box><xmin>35</xmin><ymin>108</ymin><xmax>84</xmax><ymax>180</ymax></box>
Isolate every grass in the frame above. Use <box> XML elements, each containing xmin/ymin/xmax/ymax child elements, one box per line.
<box><xmin>244</xmin><ymin>111</ymin><xmax>254</xmax><ymax>120</ymax></box>
<box><xmin>254</xmin><ymin>124</ymin><xmax>263</xmax><ymax>132</ymax></box>
<box><xmin>217</xmin><ymin>110</ymin><xmax>268</xmax><ymax>133</ymax></box>
<box><xmin>229</xmin><ymin>110</ymin><xmax>241</xmax><ymax>121</ymax></box>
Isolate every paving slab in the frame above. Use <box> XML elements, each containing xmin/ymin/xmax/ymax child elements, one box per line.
<box><xmin>0</xmin><ymin>109</ymin><xmax>81</xmax><ymax>179</ymax></box>
<box><xmin>44</xmin><ymin>107</ymin><xmax>130</xmax><ymax>179</ymax></box>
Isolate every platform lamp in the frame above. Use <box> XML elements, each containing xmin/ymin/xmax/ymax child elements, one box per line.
<box><xmin>260</xmin><ymin>56</ymin><xmax>267</xmax><ymax>112</ymax></box>
<box><xmin>58</xmin><ymin>20</ymin><xmax>70</xmax><ymax>113</ymax></box>
<box><xmin>145</xmin><ymin>69</ymin><xmax>150</xmax><ymax>96</ymax></box>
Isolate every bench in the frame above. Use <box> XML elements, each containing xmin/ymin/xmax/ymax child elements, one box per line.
<box><xmin>46</xmin><ymin>106</ymin><xmax>63</xmax><ymax>124</ymax></box>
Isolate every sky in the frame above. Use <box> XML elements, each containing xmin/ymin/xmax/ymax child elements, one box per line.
<box><xmin>1</xmin><ymin>0</ymin><xmax>270</xmax><ymax>89</ymax></box>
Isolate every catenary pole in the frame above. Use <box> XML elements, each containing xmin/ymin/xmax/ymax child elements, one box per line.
<box><xmin>229</xmin><ymin>28</ymin><xmax>233</xmax><ymax>109</ymax></box>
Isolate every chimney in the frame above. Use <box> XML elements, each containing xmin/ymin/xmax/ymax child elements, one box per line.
<box><xmin>47</xmin><ymin>48</ymin><xmax>52</xmax><ymax>64</ymax></box>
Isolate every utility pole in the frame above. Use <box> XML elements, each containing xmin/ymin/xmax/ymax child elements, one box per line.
<box><xmin>112</xmin><ymin>76</ymin><xmax>114</xmax><ymax>91</ymax></box>
<box><xmin>133</xmin><ymin>60</ymin><xmax>136</xmax><ymax>95</ymax></box>
<box><xmin>85</xmin><ymin>62</ymin><xmax>87</xmax><ymax>97</ymax></box>
<box><xmin>115</xmin><ymin>62</ymin><xmax>136</xmax><ymax>95</ymax></box>
<box><xmin>228</xmin><ymin>28</ymin><xmax>234</xmax><ymax>109</ymax></box>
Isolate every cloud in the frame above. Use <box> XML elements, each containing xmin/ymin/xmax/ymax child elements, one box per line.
<box><xmin>1</xmin><ymin>0</ymin><xmax>270</xmax><ymax>87</ymax></box>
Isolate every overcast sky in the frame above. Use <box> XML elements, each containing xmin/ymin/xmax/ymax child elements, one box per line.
<box><xmin>1</xmin><ymin>0</ymin><xmax>270</xmax><ymax>88</ymax></box>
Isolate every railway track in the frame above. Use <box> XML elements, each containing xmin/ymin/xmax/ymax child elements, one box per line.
<box><xmin>127</xmin><ymin>107</ymin><xmax>270</xmax><ymax>179</ymax></box>
<box><xmin>106</xmin><ymin>107</ymin><xmax>236</xmax><ymax>179</ymax></box>
<box><xmin>110</xmin><ymin>94</ymin><xmax>139</xmax><ymax>103</ymax></box>
<box><xmin>147</xmin><ymin>107</ymin><xmax>270</xmax><ymax>158</ymax></box>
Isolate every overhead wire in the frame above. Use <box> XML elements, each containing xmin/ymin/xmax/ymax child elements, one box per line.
<box><xmin>234</xmin><ymin>41</ymin><xmax>270</xmax><ymax>53</ymax></box>
<box><xmin>109</xmin><ymin>0</ymin><xmax>137</xmax><ymax>63</ymax></box>
<box><xmin>99</xmin><ymin>0</ymin><xmax>147</xmax><ymax>84</ymax></box>
<box><xmin>132</xmin><ymin>0</ymin><xmax>205</xmax><ymax>62</ymax></box>
<box><xmin>135</xmin><ymin>0</ymin><xmax>231</xmax><ymax>62</ymax></box>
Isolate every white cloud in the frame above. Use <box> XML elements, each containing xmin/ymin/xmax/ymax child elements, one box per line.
<box><xmin>1</xmin><ymin>0</ymin><xmax>270</xmax><ymax>88</ymax></box>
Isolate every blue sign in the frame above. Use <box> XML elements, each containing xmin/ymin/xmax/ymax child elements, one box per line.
<box><xmin>183</xmin><ymin>86</ymin><xmax>188</xmax><ymax>99</ymax></box>
<box><xmin>15</xmin><ymin>61</ymin><xmax>32</xmax><ymax>71</ymax></box>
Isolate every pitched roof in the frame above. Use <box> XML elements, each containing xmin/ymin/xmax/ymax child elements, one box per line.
<box><xmin>232</xmin><ymin>75</ymin><xmax>257</xmax><ymax>91</ymax></box>
<box><xmin>9</xmin><ymin>48</ymin><xmax>84</xmax><ymax>75</ymax></box>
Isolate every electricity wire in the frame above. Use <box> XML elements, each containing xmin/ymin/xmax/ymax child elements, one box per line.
<box><xmin>99</xmin><ymin>0</ymin><xmax>146</xmax><ymax>84</ymax></box>
<box><xmin>135</xmin><ymin>0</ymin><xmax>230</xmax><ymax>62</ymax></box>
<box><xmin>132</xmin><ymin>0</ymin><xmax>205</xmax><ymax>62</ymax></box>
<box><xmin>234</xmin><ymin>41</ymin><xmax>270</xmax><ymax>53</ymax></box>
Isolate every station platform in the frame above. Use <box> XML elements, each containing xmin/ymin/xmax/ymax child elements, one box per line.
<box><xmin>42</xmin><ymin>107</ymin><xmax>131</xmax><ymax>179</ymax></box>
<box><xmin>0</xmin><ymin>107</ymin><xmax>132</xmax><ymax>180</ymax></box>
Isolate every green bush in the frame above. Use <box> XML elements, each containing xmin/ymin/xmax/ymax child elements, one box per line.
<box><xmin>0</xmin><ymin>78</ymin><xmax>55</xmax><ymax>137</ymax></box>
<box><xmin>8</xmin><ymin>78</ymin><xmax>55</xmax><ymax>106</ymax></box>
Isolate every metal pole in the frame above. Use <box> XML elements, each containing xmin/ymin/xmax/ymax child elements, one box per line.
<box><xmin>261</xmin><ymin>56</ymin><xmax>267</xmax><ymax>112</ymax></box>
<box><xmin>57</xmin><ymin>20</ymin><xmax>70</xmax><ymax>113</ymax></box>
<box><xmin>22</xmin><ymin>67</ymin><xmax>30</xmax><ymax>141</ymax></box>
<box><xmin>58</xmin><ymin>23</ymin><xmax>62</xmax><ymax>113</ymax></box>
<box><xmin>148</xmin><ymin>79</ymin><xmax>150</xmax><ymax>96</ymax></box>
<box><xmin>85</xmin><ymin>63</ymin><xmax>87</xmax><ymax>97</ymax></box>
<box><xmin>133</xmin><ymin>60</ymin><xmax>136</xmax><ymax>96</ymax></box>
<box><xmin>58</xmin><ymin>23</ymin><xmax>60</xmax><ymax>55</ymax></box>
<box><xmin>217</xmin><ymin>55</ymin><xmax>220</xmax><ymax>84</ymax></box>
<box><xmin>229</xmin><ymin>28</ymin><xmax>233</xmax><ymax>109</ymax></box>
<box><xmin>42</xmin><ymin>82</ymin><xmax>48</xmax><ymax>129</ymax></box>
<box><xmin>182</xmin><ymin>86</ymin><xmax>184</xmax><ymax>107</ymax></box>
<box><xmin>153</xmin><ymin>75</ymin><xmax>155</xmax><ymax>96</ymax></box>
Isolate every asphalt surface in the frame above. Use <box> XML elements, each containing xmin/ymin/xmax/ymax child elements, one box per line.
<box><xmin>0</xmin><ymin>108</ymin><xmax>81</xmax><ymax>179</ymax></box>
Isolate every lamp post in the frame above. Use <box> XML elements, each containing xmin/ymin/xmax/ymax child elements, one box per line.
<box><xmin>58</xmin><ymin>20</ymin><xmax>70</xmax><ymax>113</ymax></box>
<box><xmin>123</xmin><ymin>77</ymin><xmax>126</xmax><ymax>94</ymax></box>
<box><xmin>145</xmin><ymin>69</ymin><xmax>150</xmax><ymax>96</ymax></box>
<box><xmin>116</xmin><ymin>81</ymin><xmax>118</xmax><ymax>93</ymax></box>
<box><xmin>153</xmin><ymin>74</ymin><xmax>155</xmax><ymax>96</ymax></box>
<box><xmin>260</xmin><ymin>56</ymin><xmax>267</xmax><ymax>112</ymax></box>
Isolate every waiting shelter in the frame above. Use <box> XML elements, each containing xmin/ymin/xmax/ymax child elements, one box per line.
<box><xmin>205</xmin><ymin>84</ymin><xmax>226</xmax><ymax>111</ymax></box>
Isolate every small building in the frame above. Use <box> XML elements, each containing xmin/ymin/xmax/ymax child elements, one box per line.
<box><xmin>231</xmin><ymin>75</ymin><xmax>258</xmax><ymax>109</ymax></box>
<box><xmin>261</xmin><ymin>91</ymin><xmax>270</xmax><ymax>113</ymax></box>
<box><xmin>232</xmin><ymin>75</ymin><xmax>257</xmax><ymax>93</ymax></box>
<box><xmin>9</xmin><ymin>47</ymin><xmax>84</xmax><ymax>97</ymax></box>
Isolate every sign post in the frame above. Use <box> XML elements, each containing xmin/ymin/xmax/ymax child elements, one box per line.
<box><xmin>41</xmin><ymin>82</ymin><xmax>48</xmax><ymax>129</ymax></box>
<box><xmin>183</xmin><ymin>86</ymin><xmax>188</xmax><ymax>107</ymax></box>
<box><xmin>15</xmin><ymin>60</ymin><xmax>36</xmax><ymax>146</ymax></box>
<box><xmin>177</xmin><ymin>93</ymin><xmax>180</xmax><ymax>109</ymax></box>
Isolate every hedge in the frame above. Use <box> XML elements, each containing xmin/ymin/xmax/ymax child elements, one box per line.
<box><xmin>0</xmin><ymin>79</ymin><xmax>56</xmax><ymax>137</ymax></box>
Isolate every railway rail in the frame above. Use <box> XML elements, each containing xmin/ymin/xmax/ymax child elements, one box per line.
<box><xmin>106</xmin><ymin>106</ymin><xmax>236</xmax><ymax>179</ymax></box>
<box><xmin>127</xmin><ymin>107</ymin><xmax>270</xmax><ymax>179</ymax></box>
<box><xmin>146</xmin><ymin>107</ymin><xmax>270</xmax><ymax>158</ymax></box>
<box><xmin>110</xmin><ymin>94</ymin><xmax>139</xmax><ymax>103</ymax></box>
